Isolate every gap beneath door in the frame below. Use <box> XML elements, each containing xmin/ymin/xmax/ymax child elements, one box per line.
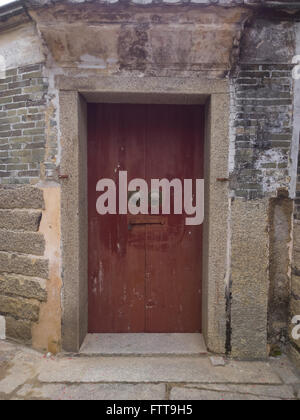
<box><xmin>80</xmin><ymin>334</ymin><xmax>207</xmax><ymax>356</ymax></box>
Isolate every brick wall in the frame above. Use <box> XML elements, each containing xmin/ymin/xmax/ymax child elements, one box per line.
<box><xmin>0</xmin><ymin>186</ymin><xmax>48</xmax><ymax>343</ymax></box>
<box><xmin>0</xmin><ymin>63</ymin><xmax>57</xmax><ymax>185</ymax></box>
<box><xmin>231</xmin><ymin>63</ymin><xmax>293</xmax><ymax>200</ymax></box>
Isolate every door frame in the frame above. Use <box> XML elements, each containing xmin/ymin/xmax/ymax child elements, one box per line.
<box><xmin>58</xmin><ymin>76</ymin><xmax>230</xmax><ymax>353</ymax></box>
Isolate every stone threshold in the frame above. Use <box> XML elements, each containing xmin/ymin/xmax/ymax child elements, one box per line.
<box><xmin>79</xmin><ymin>333</ymin><xmax>207</xmax><ymax>356</ymax></box>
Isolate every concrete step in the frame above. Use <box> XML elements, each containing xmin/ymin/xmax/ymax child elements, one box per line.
<box><xmin>38</xmin><ymin>355</ymin><xmax>282</xmax><ymax>385</ymax></box>
<box><xmin>79</xmin><ymin>333</ymin><xmax>207</xmax><ymax>356</ymax></box>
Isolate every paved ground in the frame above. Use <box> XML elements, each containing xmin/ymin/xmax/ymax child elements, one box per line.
<box><xmin>0</xmin><ymin>339</ymin><xmax>300</xmax><ymax>400</ymax></box>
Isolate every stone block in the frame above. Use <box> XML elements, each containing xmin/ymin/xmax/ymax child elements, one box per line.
<box><xmin>0</xmin><ymin>186</ymin><xmax>44</xmax><ymax>209</ymax></box>
<box><xmin>16</xmin><ymin>383</ymin><xmax>166</xmax><ymax>400</ymax></box>
<box><xmin>292</xmin><ymin>275</ymin><xmax>300</xmax><ymax>298</ymax></box>
<box><xmin>0</xmin><ymin>295</ymin><xmax>39</xmax><ymax>321</ymax></box>
<box><xmin>0</xmin><ymin>209</ymin><xmax>42</xmax><ymax>231</ymax></box>
<box><xmin>0</xmin><ymin>230</ymin><xmax>45</xmax><ymax>255</ymax></box>
<box><xmin>230</xmin><ymin>198</ymin><xmax>269</xmax><ymax>359</ymax></box>
<box><xmin>170</xmin><ymin>384</ymin><xmax>295</xmax><ymax>400</ymax></box>
<box><xmin>290</xmin><ymin>298</ymin><xmax>300</xmax><ymax>317</ymax></box>
<box><xmin>5</xmin><ymin>316</ymin><xmax>32</xmax><ymax>342</ymax></box>
<box><xmin>0</xmin><ymin>274</ymin><xmax>47</xmax><ymax>302</ymax></box>
<box><xmin>0</xmin><ymin>252</ymin><xmax>48</xmax><ymax>279</ymax></box>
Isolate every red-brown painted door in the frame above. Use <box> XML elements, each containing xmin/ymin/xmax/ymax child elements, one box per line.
<box><xmin>88</xmin><ymin>103</ymin><xmax>204</xmax><ymax>333</ymax></box>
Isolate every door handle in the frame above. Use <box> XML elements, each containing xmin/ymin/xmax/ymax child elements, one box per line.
<box><xmin>128</xmin><ymin>216</ymin><xmax>165</xmax><ymax>230</ymax></box>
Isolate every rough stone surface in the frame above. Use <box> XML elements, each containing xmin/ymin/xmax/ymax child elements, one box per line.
<box><xmin>80</xmin><ymin>333</ymin><xmax>207</xmax><ymax>356</ymax></box>
<box><xmin>0</xmin><ymin>346</ymin><xmax>42</xmax><ymax>396</ymax></box>
<box><xmin>38</xmin><ymin>357</ymin><xmax>282</xmax><ymax>384</ymax></box>
<box><xmin>0</xmin><ymin>210</ymin><xmax>42</xmax><ymax>232</ymax></box>
<box><xmin>32</xmin><ymin>5</ymin><xmax>249</xmax><ymax>75</ymax></box>
<box><xmin>1</xmin><ymin>340</ymin><xmax>300</xmax><ymax>400</ymax></box>
<box><xmin>291</xmin><ymin>218</ymin><xmax>300</xmax><ymax>366</ymax></box>
<box><xmin>230</xmin><ymin>198</ymin><xmax>269</xmax><ymax>359</ymax></box>
<box><xmin>269</xmin><ymin>356</ymin><xmax>300</xmax><ymax>385</ymax></box>
<box><xmin>292</xmin><ymin>275</ymin><xmax>300</xmax><ymax>299</ymax></box>
<box><xmin>5</xmin><ymin>316</ymin><xmax>32</xmax><ymax>343</ymax></box>
<box><xmin>0</xmin><ymin>295</ymin><xmax>39</xmax><ymax>322</ymax></box>
<box><xmin>16</xmin><ymin>383</ymin><xmax>167</xmax><ymax>400</ymax></box>
<box><xmin>0</xmin><ymin>230</ymin><xmax>45</xmax><ymax>255</ymax></box>
<box><xmin>290</xmin><ymin>298</ymin><xmax>300</xmax><ymax>318</ymax></box>
<box><xmin>0</xmin><ymin>274</ymin><xmax>46</xmax><ymax>302</ymax></box>
<box><xmin>0</xmin><ymin>24</ymin><xmax>44</xmax><ymax>71</ymax></box>
<box><xmin>0</xmin><ymin>252</ymin><xmax>48</xmax><ymax>279</ymax></box>
<box><xmin>170</xmin><ymin>384</ymin><xmax>295</xmax><ymax>400</ymax></box>
<box><xmin>268</xmin><ymin>192</ymin><xmax>293</xmax><ymax>348</ymax></box>
<box><xmin>210</xmin><ymin>356</ymin><xmax>226</xmax><ymax>367</ymax></box>
<box><xmin>0</xmin><ymin>187</ymin><xmax>44</xmax><ymax>209</ymax></box>
<box><xmin>288</xmin><ymin>344</ymin><xmax>300</xmax><ymax>370</ymax></box>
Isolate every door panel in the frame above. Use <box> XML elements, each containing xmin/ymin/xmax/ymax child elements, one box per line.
<box><xmin>88</xmin><ymin>104</ymin><xmax>146</xmax><ymax>333</ymax></box>
<box><xmin>144</xmin><ymin>105</ymin><xmax>203</xmax><ymax>332</ymax></box>
<box><xmin>88</xmin><ymin>103</ymin><xmax>204</xmax><ymax>333</ymax></box>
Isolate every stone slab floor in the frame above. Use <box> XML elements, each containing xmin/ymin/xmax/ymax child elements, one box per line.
<box><xmin>0</xmin><ymin>339</ymin><xmax>300</xmax><ymax>400</ymax></box>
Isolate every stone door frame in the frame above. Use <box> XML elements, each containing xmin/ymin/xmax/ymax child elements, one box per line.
<box><xmin>58</xmin><ymin>76</ymin><xmax>230</xmax><ymax>353</ymax></box>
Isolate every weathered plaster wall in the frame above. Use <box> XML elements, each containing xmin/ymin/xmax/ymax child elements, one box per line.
<box><xmin>29</xmin><ymin>3</ymin><xmax>249</xmax><ymax>79</ymax></box>
<box><xmin>0</xmin><ymin>23</ymin><xmax>44</xmax><ymax>70</ymax></box>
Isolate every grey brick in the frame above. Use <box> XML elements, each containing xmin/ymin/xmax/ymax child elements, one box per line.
<box><xmin>0</xmin><ymin>171</ymin><xmax>11</xmax><ymax>177</ymax></box>
<box><xmin>0</xmin><ymin>97</ymin><xmax>13</xmax><ymax>105</ymax></box>
<box><xmin>18</xmin><ymin>64</ymin><xmax>42</xmax><ymax>74</ymax></box>
<box><xmin>12</xmin><ymin>123</ymin><xmax>35</xmax><ymax>130</ymax></box>
<box><xmin>24</xmin><ymin>142</ymin><xmax>45</xmax><ymax>149</ymax></box>
<box><xmin>4</xmin><ymin>102</ymin><xmax>26</xmax><ymax>110</ymax></box>
<box><xmin>22</xmin><ymin>71</ymin><xmax>43</xmax><ymax>80</ymax></box>
<box><xmin>18</xmin><ymin>170</ymin><xmax>40</xmax><ymax>178</ymax></box>
<box><xmin>0</xmin><ymin>130</ymin><xmax>21</xmax><ymax>138</ymax></box>
<box><xmin>13</xmin><ymin>94</ymin><xmax>30</xmax><ymax>102</ymax></box>
<box><xmin>8</xmin><ymin>80</ymin><xmax>31</xmax><ymax>89</ymax></box>
<box><xmin>23</xmin><ymin>128</ymin><xmax>45</xmax><ymax>136</ymax></box>
<box><xmin>0</xmin><ymin>88</ymin><xmax>21</xmax><ymax>98</ymax></box>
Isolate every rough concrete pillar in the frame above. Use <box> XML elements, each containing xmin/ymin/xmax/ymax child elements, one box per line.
<box><xmin>230</xmin><ymin>198</ymin><xmax>269</xmax><ymax>359</ymax></box>
<box><xmin>290</xmin><ymin>220</ymin><xmax>300</xmax><ymax>367</ymax></box>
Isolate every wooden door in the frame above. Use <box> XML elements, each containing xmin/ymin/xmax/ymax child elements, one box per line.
<box><xmin>88</xmin><ymin>103</ymin><xmax>204</xmax><ymax>333</ymax></box>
